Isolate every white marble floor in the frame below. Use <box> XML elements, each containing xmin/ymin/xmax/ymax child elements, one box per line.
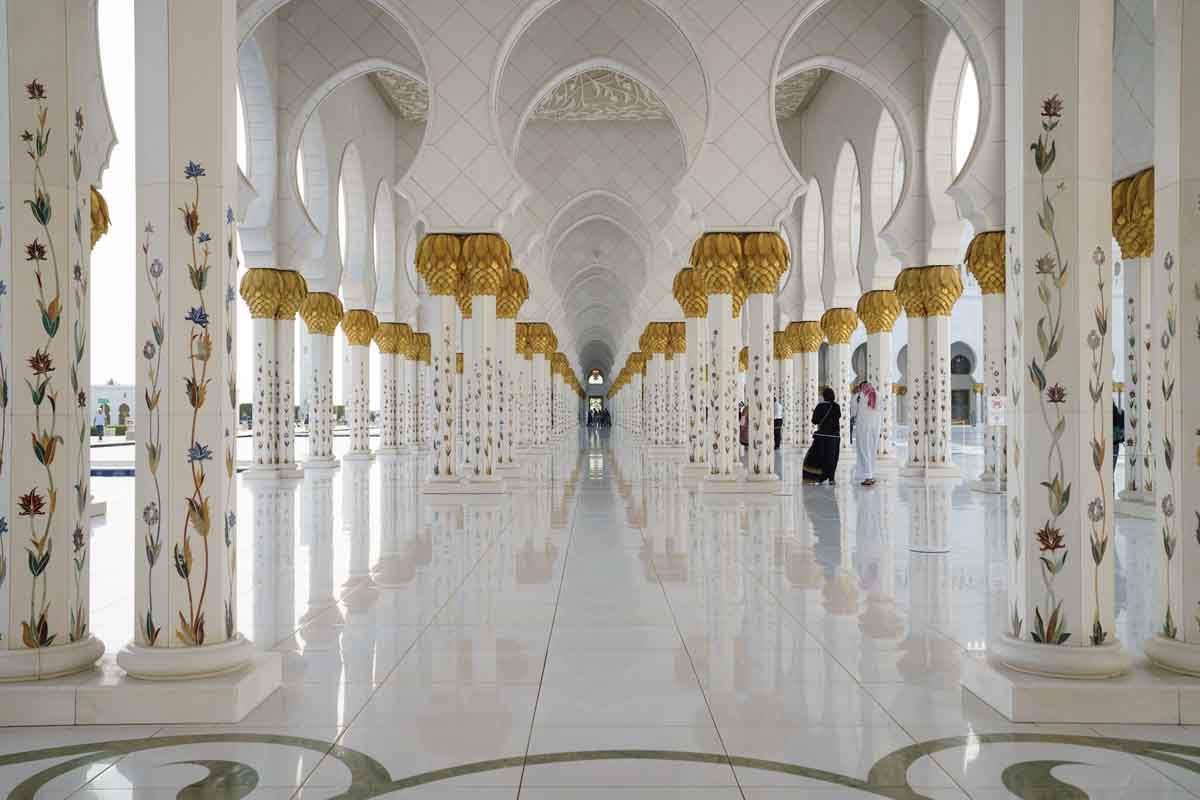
<box><xmin>0</xmin><ymin>431</ymin><xmax>1196</xmax><ymax>798</ymax></box>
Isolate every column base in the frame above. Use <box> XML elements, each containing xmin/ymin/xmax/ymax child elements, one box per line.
<box><xmin>989</xmin><ymin>634</ymin><xmax>1131</xmax><ymax>679</ymax></box>
<box><xmin>1118</xmin><ymin>488</ymin><xmax>1153</xmax><ymax>504</ymax></box>
<box><xmin>116</xmin><ymin>634</ymin><xmax>256</xmax><ymax>680</ymax></box>
<box><xmin>968</xmin><ymin>477</ymin><xmax>1006</xmax><ymax>494</ymax></box>
<box><xmin>1116</xmin><ymin>495</ymin><xmax>1155</xmax><ymax>519</ymax></box>
<box><xmin>898</xmin><ymin>463</ymin><xmax>962</xmax><ymax>480</ymax></box>
<box><xmin>243</xmin><ymin>464</ymin><xmax>303</xmax><ymax>481</ymax></box>
<box><xmin>0</xmin><ymin>636</ymin><xmax>104</xmax><ymax>682</ymax></box>
<box><xmin>702</xmin><ymin>474</ymin><xmax>781</xmax><ymax>494</ymax></box>
<box><xmin>959</xmin><ymin>647</ymin><xmax>1200</xmax><ymax>724</ymax></box>
<box><xmin>377</xmin><ymin>446</ymin><xmax>404</xmax><ymax>456</ymax></box>
<box><xmin>461</xmin><ymin>475</ymin><xmax>508</xmax><ymax>494</ymax></box>
<box><xmin>342</xmin><ymin>451</ymin><xmax>375</xmax><ymax>462</ymax></box>
<box><xmin>303</xmin><ymin>457</ymin><xmax>340</xmax><ymax>471</ymax></box>
<box><xmin>87</xmin><ymin>498</ymin><xmax>107</xmax><ymax>518</ymax></box>
<box><xmin>1145</xmin><ymin>634</ymin><xmax>1200</xmax><ymax>678</ymax></box>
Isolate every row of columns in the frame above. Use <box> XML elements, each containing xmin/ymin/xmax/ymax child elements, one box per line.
<box><xmin>608</xmin><ymin>242</ymin><xmax>969</xmax><ymax>488</ymax></box>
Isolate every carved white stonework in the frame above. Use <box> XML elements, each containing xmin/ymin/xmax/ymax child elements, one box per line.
<box><xmin>775</xmin><ymin>68</ymin><xmax>828</xmax><ymax>118</ymax></box>
<box><xmin>532</xmin><ymin>68</ymin><xmax>668</xmax><ymax>122</ymax></box>
<box><xmin>369</xmin><ymin>71</ymin><xmax>428</xmax><ymax>121</ymax></box>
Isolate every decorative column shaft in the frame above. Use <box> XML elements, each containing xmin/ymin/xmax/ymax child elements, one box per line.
<box><xmin>775</xmin><ymin>332</ymin><xmax>795</xmax><ymax>449</ymax></box>
<box><xmin>628</xmin><ymin>354</ymin><xmax>644</xmax><ymax>443</ymax></box>
<box><xmin>373</xmin><ymin>323</ymin><xmax>405</xmax><ymax>453</ymax></box>
<box><xmin>895</xmin><ymin>268</ymin><xmax>928</xmax><ymax>473</ymax></box>
<box><xmin>462</xmin><ymin>234</ymin><xmax>510</xmax><ymax>480</ymax></box>
<box><xmin>674</xmin><ymin>269</ymin><xmax>708</xmax><ymax>469</ymax></box>
<box><xmin>790</xmin><ymin>321</ymin><xmax>824</xmax><ymax>450</ymax></box>
<box><xmin>857</xmin><ymin>290</ymin><xmax>901</xmax><ymax>462</ymax></box>
<box><xmin>457</xmin><ymin>292</ymin><xmax>473</xmax><ymax>475</ymax></box>
<box><xmin>966</xmin><ymin>231</ymin><xmax>1008</xmax><ymax>489</ymax></box>
<box><xmin>514</xmin><ymin>323</ymin><xmax>531</xmax><ymax>451</ymax></box>
<box><xmin>341</xmin><ymin>309</ymin><xmax>377</xmax><ymax>459</ymax></box>
<box><xmin>415</xmin><ymin>234</ymin><xmax>462</xmax><ymax>480</ymax></box>
<box><xmin>415</xmin><ymin>333</ymin><xmax>431</xmax><ymax>451</ymax></box>
<box><xmin>742</xmin><ymin>233</ymin><xmax>789</xmax><ymax>479</ymax></box>
<box><xmin>241</xmin><ymin>269</ymin><xmax>281</xmax><ymax>469</ymax></box>
<box><xmin>123</xmin><ymin>0</ymin><xmax>250</xmax><ymax>677</ymax></box>
<box><xmin>1145</xmin><ymin>2</ymin><xmax>1200</xmax><ymax>674</ymax></box>
<box><xmin>919</xmin><ymin>267</ymin><xmax>963</xmax><ymax>475</ymax></box>
<box><xmin>0</xmin><ymin>4</ymin><xmax>107</xmax><ymax>677</ymax></box>
<box><xmin>820</xmin><ymin>308</ymin><xmax>859</xmax><ymax>456</ymax></box>
<box><xmin>668</xmin><ymin>322</ymin><xmax>687</xmax><ymax>446</ymax></box>
<box><xmin>692</xmin><ymin>233</ymin><xmax>741</xmax><ymax>477</ymax></box>
<box><xmin>299</xmin><ymin>292</ymin><xmax>342</xmax><ymax>465</ymax></box>
<box><xmin>998</xmin><ymin>0</ymin><xmax>1126</xmax><ymax>677</ymax></box>
<box><xmin>496</xmin><ymin>269</ymin><xmax>527</xmax><ymax>467</ymax></box>
<box><xmin>395</xmin><ymin>324</ymin><xmax>415</xmax><ymax>451</ymax></box>
<box><xmin>1112</xmin><ymin>168</ymin><xmax>1155</xmax><ymax>504</ymax></box>
<box><xmin>274</xmin><ymin>271</ymin><xmax>306</xmax><ymax>469</ymax></box>
<box><xmin>642</xmin><ymin>324</ymin><xmax>668</xmax><ymax>446</ymax></box>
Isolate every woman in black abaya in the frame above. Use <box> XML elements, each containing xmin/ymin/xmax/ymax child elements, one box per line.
<box><xmin>802</xmin><ymin>386</ymin><xmax>841</xmax><ymax>484</ymax></box>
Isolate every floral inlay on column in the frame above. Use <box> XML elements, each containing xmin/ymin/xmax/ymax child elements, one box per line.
<box><xmin>140</xmin><ymin>222</ymin><xmax>165</xmax><ymax>645</ymax></box>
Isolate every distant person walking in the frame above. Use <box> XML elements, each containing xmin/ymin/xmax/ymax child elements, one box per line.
<box><xmin>93</xmin><ymin>408</ymin><xmax>106</xmax><ymax>440</ymax></box>
<box><xmin>802</xmin><ymin>387</ymin><xmax>841</xmax><ymax>484</ymax></box>
<box><xmin>852</xmin><ymin>381</ymin><xmax>881</xmax><ymax>486</ymax></box>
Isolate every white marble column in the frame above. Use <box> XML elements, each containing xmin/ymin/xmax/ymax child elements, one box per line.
<box><xmin>496</xmin><ymin>269</ymin><xmax>527</xmax><ymax>469</ymax></box>
<box><xmin>462</xmin><ymin>234</ymin><xmax>509</xmax><ymax>482</ymax></box>
<box><xmin>415</xmin><ymin>332</ymin><xmax>431</xmax><ymax>452</ymax></box>
<box><xmin>299</xmin><ymin>293</ymin><xmax>342</xmax><ymax>467</ymax></box>
<box><xmin>966</xmin><ymin>231</ymin><xmax>1008</xmax><ymax>490</ymax></box>
<box><xmin>643</xmin><ymin>325</ymin><xmax>666</xmax><ymax>446</ymax></box>
<box><xmin>628</xmin><ymin>358</ymin><xmax>644</xmax><ymax>444</ymax></box>
<box><xmin>341</xmin><ymin>310</ymin><xmax>376</xmax><ymax>461</ymax></box>
<box><xmin>790</xmin><ymin>322</ymin><xmax>823</xmax><ymax>450</ymax></box>
<box><xmin>668</xmin><ymin>322</ymin><xmax>687</xmax><ymax>446</ymax></box>
<box><xmin>674</xmin><ymin>269</ymin><xmax>709</xmax><ymax>472</ymax></box>
<box><xmin>820</xmin><ymin>309</ymin><xmax>858</xmax><ymax>458</ymax></box>
<box><xmin>921</xmin><ymin>268</ymin><xmax>963</xmax><ymax>477</ymax></box>
<box><xmin>415</xmin><ymin>235</ymin><xmax>461</xmax><ymax>481</ymax></box>
<box><xmin>741</xmin><ymin>233</ymin><xmax>788</xmax><ymax>480</ymax></box>
<box><xmin>1114</xmin><ymin>240</ymin><xmax>1153</xmax><ymax>505</ymax></box>
<box><xmin>857</xmin><ymin>291</ymin><xmax>901</xmax><ymax>464</ymax></box>
<box><xmin>274</xmin><ymin>273</ymin><xmax>305</xmax><ymax>472</ymax></box>
<box><xmin>513</xmin><ymin>324</ymin><xmax>532</xmax><ymax>453</ymax></box>
<box><xmin>247</xmin><ymin>291</ymin><xmax>279</xmax><ymax>470</ymax></box>
<box><xmin>122</xmin><ymin>0</ymin><xmax>251</xmax><ymax>678</ymax></box>
<box><xmin>775</xmin><ymin>333</ymin><xmax>795</xmax><ymax>450</ymax></box>
<box><xmin>1144</xmin><ymin>0</ymin><xmax>1200</xmax><ymax>675</ymax></box>
<box><xmin>396</xmin><ymin>324</ymin><xmax>416</xmax><ymax>452</ymax></box>
<box><xmin>997</xmin><ymin>0</ymin><xmax>1126</xmax><ymax>677</ymax></box>
<box><xmin>374</xmin><ymin>323</ymin><xmax>404</xmax><ymax>455</ymax></box>
<box><xmin>458</xmin><ymin>303</ymin><xmax>474</xmax><ymax>476</ymax></box>
<box><xmin>0</xmin><ymin>1</ymin><xmax>110</xmax><ymax>677</ymax></box>
<box><xmin>896</xmin><ymin>269</ymin><xmax>929</xmax><ymax>475</ymax></box>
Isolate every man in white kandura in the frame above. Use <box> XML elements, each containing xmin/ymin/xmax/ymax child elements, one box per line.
<box><xmin>852</xmin><ymin>381</ymin><xmax>881</xmax><ymax>486</ymax></box>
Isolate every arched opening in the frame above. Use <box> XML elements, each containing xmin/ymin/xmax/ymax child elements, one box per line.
<box><xmin>950</xmin><ymin>341</ymin><xmax>978</xmax><ymax>424</ymax></box>
<box><xmin>800</xmin><ymin>178</ymin><xmax>825</xmax><ymax>315</ymax></box>
<box><xmin>296</xmin><ymin>148</ymin><xmax>306</xmax><ymax>207</ymax></box>
<box><xmin>953</xmin><ymin>59</ymin><xmax>980</xmax><ymax>178</ymax></box>
<box><xmin>829</xmin><ymin>141</ymin><xmax>862</xmax><ymax>302</ymax></box>
<box><xmin>236</xmin><ymin>82</ymin><xmax>249</xmax><ymax>174</ymax></box>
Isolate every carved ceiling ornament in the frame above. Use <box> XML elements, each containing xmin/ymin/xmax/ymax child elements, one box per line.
<box><xmin>775</xmin><ymin>69</ymin><xmax>829</xmax><ymax>119</ymax></box>
<box><xmin>532</xmin><ymin>68</ymin><xmax>670</xmax><ymax>122</ymax></box>
<box><xmin>369</xmin><ymin>71</ymin><xmax>429</xmax><ymax>122</ymax></box>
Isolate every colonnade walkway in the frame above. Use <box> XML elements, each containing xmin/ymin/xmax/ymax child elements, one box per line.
<box><xmin>0</xmin><ymin>434</ymin><xmax>1195</xmax><ymax>798</ymax></box>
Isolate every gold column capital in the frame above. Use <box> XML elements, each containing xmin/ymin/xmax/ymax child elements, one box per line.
<box><xmin>738</xmin><ymin>346</ymin><xmax>748</xmax><ymax>372</ymax></box>
<box><xmin>740</xmin><ymin>231</ymin><xmax>790</xmax><ymax>294</ymax></box>
<box><xmin>644</xmin><ymin>322</ymin><xmax>670</xmax><ymax>355</ymax></box>
<box><xmin>415</xmin><ymin>332</ymin><xmax>431</xmax><ymax>364</ymax></box>
<box><xmin>668</xmin><ymin>321</ymin><xmax>686</xmax><ymax>356</ymax></box>
<box><xmin>731</xmin><ymin>273</ymin><xmax>748</xmax><ymax>319</ymax></box>
<box><xmin>788</xmin><ymin>320</ymin><xmax>825</xmax><ymax>353</ymax></box>
<box><xmin>462</xmin><ymin>233</ymin><xmax>511</xmax><ymax>296</ymax></box>
<box><xmin>415</xmin><ymin>233</ymin><xmax>463</xmax><ymax>296</ymax></box>
<box><xmin>672</xmin><ymin>267</ymin><xmax>709</xmax><ymax>318</ymax></box>
<box><xmin>373</xmin><ymin>322</ymin><xmax>409</xmax><ymax>355</ymax></box>
<box><xmin>275</xmin><ymin>270</ymin><xmax>309</xmax><ymax>320</ymax></box>
<box><xmin>456</xmin><ymin>282</ymin><xmax>472</xmax><ymax>319</ymax></box>
<box><xmin>299</xmin><ymin>291</ymin><xmax>344</xmax><ymax>335</ymax></box>
<box><xmin>341</xmin><ymin>309</ymin><xmax>379</xmax><ymax>346</ymax></box>
<box><xmin>455</xmin><ymin>352</ymin><xmax>464</xmax><ymax>374</ymax></box>
<box><xmin>894</xmin><ymin>267</ymin><xmax>927</xmax><ymax>318</ymax></box>
<box><xmin>820</xmin><ymin>307</ymin><xmax>859</xmax><ymax>344</ymax></box>
<box><xmin>239</xmin><ymin>267</ymin><xmax>284</xmax><ymax>319</ymax></box>
<box><xmin>773</xmin><ymin>330</ymin><xmax>793</xmax><ymax>360</ymax></box>
<box><xmin>1112</xmin><ymin>166</ymin><xmax>1154</xmax><ymax>259</ymax></box>
<box><xmin>921</xmin><ymin>265</ymin><xmax>963</xmax><ymax>316</ymax></box>
<box><xmin>856</xmin><ymin>289</ymin><xmax>901</xmax><ymax>334</ymax></box>
<box><xmin>89</xmin><ymin>185</ymin><xmax>111</xmax><ymax>250</ymax></box>
<box><xmin>965</xmin><ymin>230</ymin><xmax>1006</xmax><ymax>294</ymax></box>
<box><xmin>690</xmin><ymin>232</ymin><xmax>742</xmax><ymax>296</ymax></box>
<box><xmin>497</xmin><ymin>268</ymin><xmax>529</xmax><ymax>319</ymax></box>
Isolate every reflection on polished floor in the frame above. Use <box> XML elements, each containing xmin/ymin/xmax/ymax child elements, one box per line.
<box><xmin>2</xmin><ymin>432</ymin><xmax>1198</xmax><ymax>798</ymax></box>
